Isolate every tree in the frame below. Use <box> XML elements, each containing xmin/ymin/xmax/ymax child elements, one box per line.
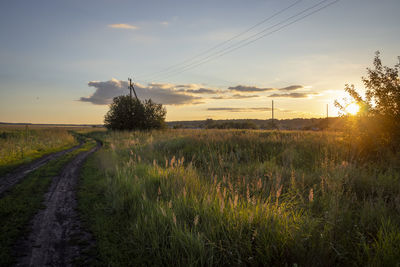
<box><xmin>104</xmin><ymin>95</ymin><xmax>166</xmax><ymax>130</ymax></box>
<box><xmin>335</xmin><ymin>51</ymin><xmax>400</xmax><ymax>154</ymax></box>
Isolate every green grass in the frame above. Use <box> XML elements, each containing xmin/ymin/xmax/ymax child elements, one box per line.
<box><xmin>0</xmin><ymin>127</ymin><xmax>78</xmax><ymax>176</ymax></box>
<box><xmin>79</xmin><ymin>129</ymin><xmax>400</xmax><ymax>266</ymax></box>
<box><xmin>0</xmin><ymin>138</ymin><xmax>96</xmax><ymax>266</ymax></box>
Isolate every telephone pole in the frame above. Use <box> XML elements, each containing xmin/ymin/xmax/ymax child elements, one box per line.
<box><xmin>272</xmin><ymin>100</ymin><xmax>274</xmax><ymax>123</ymax></box>
<box><xmin>128</xmin><ymin>78</ymin><xmax>132</xmax><ymax>100</ymax></box>
<box><xmin>270</xmin><ymin>100</ymin><xmax>276</xmax><ymax>129</ymax></box>
<box><xmin>327</xmin><ymin>104</ymin><xmax>329</xmax><ymax>118</ymax></box>
<box><xmin>128</xmin><ymin>77</ymin><xmax>139</xmax><ymax>100</ymax></box>
<box><xmin>326</xmin><ymin>104</ymin><xmax>329</xmax><ymax>129</ymax></box>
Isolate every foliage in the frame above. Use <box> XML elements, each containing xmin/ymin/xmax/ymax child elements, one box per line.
<box><xmin>79</xmin><ymin>129</ymin><xmax>400</xmax><ymax>266</ymax></box>
<box><xmin>104</xmin><ymin>96</ymin><xmax>166</xmax><ymax>131</ymax></box>
<box><xmin>335</xmin><ymin>51</ymin><xmax>400</xmax><ymax>154</ymax></box>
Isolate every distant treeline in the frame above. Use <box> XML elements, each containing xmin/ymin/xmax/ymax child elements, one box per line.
<box><xmin>169</xmin><ymin>117</ymin><xmax>345</xmax><ymax>131</ymax></box>
<box><xmin>204</xmin><ymin>119</ymin><xmax>258</xmax><ymax>129</ymax></box>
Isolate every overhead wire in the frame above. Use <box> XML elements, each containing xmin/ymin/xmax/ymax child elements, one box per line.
<box><xmin>139</xmin><ymin>0</ymin><xmax>303</xmax><ymax>81</ymax></box>
<box><xmin>153</xmin><ymin>0</ymin><xmax>339</xmax><ymax>81</ymax></box>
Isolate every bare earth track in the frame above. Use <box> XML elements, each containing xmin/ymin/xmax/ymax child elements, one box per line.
<box><xmin>15</xmin><ymin>141</ymin><xmax>101</xmax><ymax>267</ymax></box>
<box><xmin>0</xmin><ymin>143</ymin><xmax>83</xmax><ymax>197</ymax></box>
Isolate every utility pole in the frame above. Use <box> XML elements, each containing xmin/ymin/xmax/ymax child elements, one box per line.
<box><xmin>326</xmin><ymin>104</ymin><xmax>328</xmax><ymax>119</ymax></box>
<box><xmin>128</xmin><ymin>77</ymin><xmax>139</xmax><ymax>100</ymax></box>
<box><xmin>326</xmin><ymin>104</ymin><xmax>329</xmax><ymax>130</ymax></box>
<box><xmin>128</xmin><ymin>78</ymin><xmax>132</xmax><ymax>100</ymax></box>
<box><xmin>270</xmin><ymin>100</ymin><xmax>276</xmax><ymax>129</ymax></box>
<box><xmin>272</xmin><ymin>100</ymin><xmax>274</xmax><ymax>122</ymax></box>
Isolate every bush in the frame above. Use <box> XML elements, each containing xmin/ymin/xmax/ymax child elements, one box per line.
<box><xmin>335</xmin><ymin>52</ymin><xmax>400</xmax><ymax>155</ymax></box>
<box><xmin>104</xmin><ymin>96</ymin><xmax>166</xmax><ymax>130</ymax></box>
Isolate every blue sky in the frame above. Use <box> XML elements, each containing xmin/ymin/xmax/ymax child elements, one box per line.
<box><xmin>0</xmin><ymin>0</ymin><xmax>399</xmax><ymax>123</ymax></box>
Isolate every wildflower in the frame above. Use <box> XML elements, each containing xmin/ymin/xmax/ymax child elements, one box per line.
<box><xmin>160</xmin><ymin>207</ymin><xmax>166</xmax><ymax>217</ymax></box>
<box><xmin>309</xmin><ymin>188</ymin><xmax>314</xmax><ymax>202</ymax></box>
<box><xmin>172</xmin><ymin>213</ymin><xmax>177</xmax><ymax>226</ymax></box>
<box><xmin>194</xmin><ymin>215</ymin><xmax>199</xmax><ymax>227</ymax></box>
<box><xmin>171</xmin><ymin>156</ymin><xmax>176</xmax><ymax>167</ymax></box>
<box><xmin>234</xmin><ymin>194</ymin><xmax>238</xmax><ymax>208</ymax></box>
<box><xmin>220</xmin><ymin>200</ymin><xmax>224</xmax><ymax>213</ymax></box>
<box><xmin>276</xmin><ymin>184</ymin><xmax>283</xmax><ymax>205</ymax></box>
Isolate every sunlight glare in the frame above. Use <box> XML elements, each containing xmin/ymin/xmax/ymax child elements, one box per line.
<box><xmin>345</xmin><ymin>103</ymin><xmax>360</xmax><ymax>115</ymax></box>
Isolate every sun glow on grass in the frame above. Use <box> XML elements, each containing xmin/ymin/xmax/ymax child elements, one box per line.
<box><xmin>345</xmin><ymin>103</ymin><xmax>360</xmax><ymax>115</ymax></box>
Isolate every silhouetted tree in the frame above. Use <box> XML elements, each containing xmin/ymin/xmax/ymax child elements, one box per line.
<box><xmin>335</xmin><ymin>51</ymin><xmax>400</xmax><ymax>154</ymax></box>
<box><xmin>104</xmin><ymin>96</ymin><xmax>166</xmax><ymax>130</ymax></box>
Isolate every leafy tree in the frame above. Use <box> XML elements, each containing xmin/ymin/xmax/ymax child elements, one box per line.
<box><xmin>335</xmin><ymin>51</ymin><xmax>400</xmax><ymax>154</ymax></box>
<box><xmin>104</xmin><ymin>96</ymin><xmax>166</xmax><ymax>130</ymax></box>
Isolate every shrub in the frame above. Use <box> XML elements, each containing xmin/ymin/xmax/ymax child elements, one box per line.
<box><xmin>104</xmin><ymin>96</ymin><xmax>166</xmax><ymax>130</ymax></box>
<box><xmin>335</xmin><ymin>52</ymin><xmax>400</xmax><ymax>155</ymax></box>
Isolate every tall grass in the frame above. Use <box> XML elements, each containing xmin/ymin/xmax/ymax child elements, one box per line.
<box><xmin>0</xmin><ymin>126</ymin><xmax>77</xmax><ymax>175</ymax></box>
<box><xmin>80</xmin><ymin>129</ymin><xmax>400</xmax><ymax>266</ymax></box>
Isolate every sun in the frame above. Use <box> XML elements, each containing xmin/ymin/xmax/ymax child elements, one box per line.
<box><xmin>345</xmin><ymin>103</ymin><xmax>360</xmax><ymax>115</ymax></box>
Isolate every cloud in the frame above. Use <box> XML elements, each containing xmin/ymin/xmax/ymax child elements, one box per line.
<box><xmin>179</xmin><ymin>88</ymin><xmax>219</xmax><ymax>94</ymax></box>
<box><xmin>211</xmin><ymin>94</ymin><xmax>259</xmax><ymax>100</ymax></box>
<box><xmin>279</xmin><ymin>85</ymin><xmax>304</xmax><ymax>91</ymax></box>
<box><xmin>207</xmin><ymin>107</ymin><xmax>272</xmax><ymax>112</ymax></box>
<box><xmin>80</xmin><ymin>80</ymin><xmax>313</xmax><ymax>106</ymax></box>
<box><xmin>231</xmin><ymin>94</ymin><xmax>259</xmax><ymax>99</ymax></box>
<box><xmin>207</xmin><ymin>107</ymin><xmax>293</xmax><ymax>113</ymax></box>
<box><xmin>108</xmin><ymin>23</ymin><xmax>138</xmax><ymax>30</ymax></box>
<box><xmin>228</xmin><ymin>85</ymin><xmax>274</xmax><ymax>92</ymax></box>
<box><xmin>80</xmin><ymin>78</ymin><xmax>202</xmax><ymax>105</ymax></box>
<box><xmin>268</xmin><ymin>92</ymin><xmax>319</xmax><ymax>98</ymax></box>
<box><xmin>161</xmin><ymin>21</ymin><xmax>169</xmax><ymax>26</ymax></box>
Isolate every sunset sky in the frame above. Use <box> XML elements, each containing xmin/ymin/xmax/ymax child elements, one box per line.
<box><xmin>0</xmin><ymin>0</ymin><xmax>399</xmax><ymax>124</ymax></box>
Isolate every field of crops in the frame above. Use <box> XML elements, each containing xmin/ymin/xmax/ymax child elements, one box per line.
<box><xmin>0</xmin><ymin>126</ymin><xmax>78</xmax><ymax>175</ymax></box>
<box><xmin>79</xmin><ymin>129</ymin><xmax>400</xmax><ymax>266</ymax></box>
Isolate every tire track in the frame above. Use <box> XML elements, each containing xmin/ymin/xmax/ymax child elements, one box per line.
<box><xmin>0</xmin><ymin>143</ymin><xmax>83</xmax><ymax>197</ymax></box>
<box><xmin>15</xmin><ymin>141</ymin><xmax>101</xmax><ymax>267</ymax></box>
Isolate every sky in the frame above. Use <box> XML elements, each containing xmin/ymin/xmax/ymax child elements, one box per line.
<box><xmin>0</xmin><ymin>0</ymin><xmax>399</xmax><ymax>124</ymax></box>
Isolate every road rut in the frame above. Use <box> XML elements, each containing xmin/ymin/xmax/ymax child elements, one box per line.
<box><xmin>15</xmin><ymin>142</ymin><xmax>100</xmax><ymax>267</ymax></box>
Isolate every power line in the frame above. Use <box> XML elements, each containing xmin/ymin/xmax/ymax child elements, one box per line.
<box><xmin>139</xmin><ymin>0</ymin><xmax>303</xmax><ymax>80</ymax></box>
<box><xmin>154</xmin><ymin>0</ymin><xmax>339</xmax><ymax>80</ymax></box>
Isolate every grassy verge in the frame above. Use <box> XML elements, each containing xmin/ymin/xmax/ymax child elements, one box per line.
<box><xmin>0</xmin><ymin>128</ymin><xmax>79</xmax><ymax>176</ymax></box>
<box><xmin>0</xmin><ymin>139</ymin><xmax>96</xmax><ymax>266</ymax></box>
<box><xmin>78</xmin><ymin>130</ymin><xmax>400</xmax><ymax>266</ymax></box>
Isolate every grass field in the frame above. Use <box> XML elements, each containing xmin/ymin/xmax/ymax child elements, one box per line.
<box><xmin>0</xmin><ymin>126</ymin><xmax>78</xmax><ymax>176</ymax></box>
<box><xmin>79</xmin><ymin>129</ymin><xmax>400</xmax><ymax>266</ymax></box>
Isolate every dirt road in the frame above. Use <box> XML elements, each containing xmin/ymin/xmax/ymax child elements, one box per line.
<box><xmin>0</xmin><ymin>143</ymin><xmax>82</xmax><ymax>197</ymax></box>
<box><xmin>15</xmin><ymin>142</ymin><xmax>100</xmax><ymax>267</ymax></box>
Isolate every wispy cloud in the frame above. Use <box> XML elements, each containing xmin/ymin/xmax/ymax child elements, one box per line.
<box><xmin>207</xmin><ymin>107</ymin><xmax>293</xmax><ymax>113</ymax></box>
<box><xmin>207</xmin><ymin>107</ymin><xmax>272</xmax><ymax>112</ymax></box>
<box><xmin>268</xmin><ymin>92</ymin><xmax>319</xmax><ymax>98</ymax></box>
<box><xmin>108</xmin><ymin>23</ymin><xmax>138</xmax><ymax>30</ymax></box>
<box><xmin>228</xmin><ymin>84</ymin><xmax>307</xmax><ymax>93</ymax></box>
<box><xmin>178</xmin><ymin>88</ymin><xmax>220</xmax><ymax>94</ymax></box>
<box><xmin>228</xmin><ymin>85</ymin><xmax>274</xmax><ymax>92</ymax></box>
<box><xmin>279</xmin><ymin>85</ymin><xmax>304</xmax><ymax>91</ymax></box>
<box><xmin>211</xmin><ymin>94</ymin><xmax>259</xmax><ymax>100</ymax></box>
